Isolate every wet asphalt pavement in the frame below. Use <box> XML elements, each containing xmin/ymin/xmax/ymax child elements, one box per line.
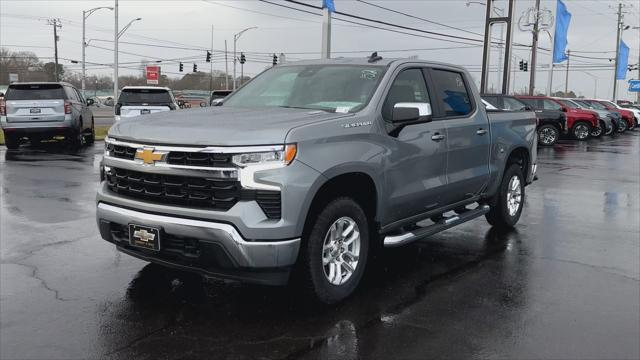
<box><xmin>1</xmin><ymin>133</ymin><xmax>639</xmax><ymax>360</ymax></box>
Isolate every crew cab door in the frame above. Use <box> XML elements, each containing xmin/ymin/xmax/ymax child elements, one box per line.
<box><xmin>381</xmin><ymin>67</ymin><xmax>448</xmax><ymax>223</ymax></box>
<box><xmin>428</xmin><ymin>68</ymin><xmax>491</xmax><ymax>204</ymax></box>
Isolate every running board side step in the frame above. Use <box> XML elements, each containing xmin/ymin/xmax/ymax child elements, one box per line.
<box><xmin>383</xmin><ymin>205</ymin><xmax>490</xmax><ymax>248</ymax></box>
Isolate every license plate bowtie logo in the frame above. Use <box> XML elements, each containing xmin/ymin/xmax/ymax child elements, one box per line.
<box><xmin>133</xmin><ymin>229</ymin><xmax>155</xmax><ymax>242</ymax></box>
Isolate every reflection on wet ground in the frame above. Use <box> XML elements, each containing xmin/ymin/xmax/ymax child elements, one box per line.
<box><xmin>1</xmin><ymin>133</ymin><xmax>639</xmax><ymax>359</ymax></box>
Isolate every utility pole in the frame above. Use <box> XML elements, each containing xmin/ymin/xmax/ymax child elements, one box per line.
<box><xmin>612</xmin><ymin>2</ymin><xmax>623</xmax><ymax>101</ymax></box>
<box><xmin>528</xmin><ymin>0</ymin><xmax>541</xmax><ymax>95</ymax></box>
<box><xmin>209</xmin><ymin>25</ymin><xmax>214</xmax><ymax>93</ymax></box>
<box><xmin>47</xmin><ymin>19</ymin><xmax>62</xmax><ymax>81</ymax></box>
<box><xmin>114</xmin><ymin>0</ymin><xmax>119</xmax><ymax>102</ymax></box>
<box><xmin>564</xmin><ymin>50</ymin><xmax>570</xmax><ymax>95</ymax></box>
<box><xmin>224</xmin><ymin>40</ymin><xmax>229</xmax><ymax>90</ymax></box>
<box><xmin>321</xmin><ymin>7</ymin><xmax>332</xmax><ymax>59</ymax></box>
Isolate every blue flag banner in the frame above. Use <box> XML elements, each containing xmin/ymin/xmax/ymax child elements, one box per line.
<box><xmin>616</xmin><ymin>40</ymin><xmax>630</xmax><ymax>80</ymax></box>
<box><xmin>553</xmin><ymin>0</ymin><xmax>572</xmax><ymax>63</ymax></box>
<box><xmin>323</xmin><ymin>0</ymin><xmax>336</xmax><ymax>13</ymax></box>
<box><xmin>629</xmin><ymin>80</ymin><xmax>640</xmax><ymax>92</ymax></box>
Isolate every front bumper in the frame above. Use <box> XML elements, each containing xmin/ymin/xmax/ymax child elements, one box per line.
<box><xmin>97</xmin><ymin>202</ymin><xmax>301</xmax><ymax>285</ymax></box>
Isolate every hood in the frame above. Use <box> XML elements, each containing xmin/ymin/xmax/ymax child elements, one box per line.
<box><xmin>108</xmin><ymin>106</ymin><xmax>351</xmax><ymax>146</ymax></box>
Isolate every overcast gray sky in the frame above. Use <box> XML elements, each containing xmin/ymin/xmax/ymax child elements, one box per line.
<box><xmin>1</xmin><ymin>0</ymin><xmax>639</xmax><ymax>100</ymax></box>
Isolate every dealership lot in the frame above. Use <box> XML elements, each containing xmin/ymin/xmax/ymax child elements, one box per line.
<box><xmin>0</xmin><ymin>133</ymin><xmax>638</xmax><ymax>359</ymax></box>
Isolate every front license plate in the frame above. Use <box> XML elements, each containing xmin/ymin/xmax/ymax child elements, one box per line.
<box><xmin>128</xmin><ymin>224</ymin><xmax>161</xmax><ymax>251</ymax></box>
<box><xmin>30</xmin><ymin>108</ymin><xmax>41</xmax><ymax>114</ymax></box>
<box><xmin>140</xmin><ymin>109</ymin><xmax>151</xmax><ymax>114</ymax></box>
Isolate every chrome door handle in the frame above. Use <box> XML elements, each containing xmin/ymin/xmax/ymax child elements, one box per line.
<box><xmin>431</xmin><ymin>134</ymin><xmax>446</xmax><ymax>141</ymax></box>
<box><xmin>476</xmin><ymin>129</ymin><xmax>488</xmax><ymax>135</ymax></box>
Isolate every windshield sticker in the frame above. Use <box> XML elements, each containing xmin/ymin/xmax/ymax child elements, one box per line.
<box><xmin>361</xmin><ymin>70</ymin><xmax>378</xmax><ymax>80</ymax></box>
<box><xmin>336</xmin><ymin>106</ymin><xmax>352</xmax><ymax>113</ymax></box>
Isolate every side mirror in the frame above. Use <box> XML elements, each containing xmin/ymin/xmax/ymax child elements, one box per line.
<box><xmin>200</xmin><ymin>102</ymin><xmax>207</xmax><ymax>107</ymax></box>
<box><xmin>561</xmin><ymin>107</ymin><xmax>568</xmax><ymax>112</ymax></box>
<box><xmin>86</xmin><ymin>98</ymin><xmax>95</xmax><ymax>106</ymax></box>
<box><xmin>211</xmin><ymin>99</ymin><xmax>224</xmax><ymax>107</ymax></box>
<box><xmin>177</xmin><ymin>100</ymin><xmax>185</xmax><ymax>107</ymax></box>
<box><xmin>524</xmin><ymin>106</ymin><xmax>532</xmax><ymax>111</ymax></box>
<box><xmin>392</xmin><ymin>103</ymin><xmax>432</xmax><ymax>124</ymax></box>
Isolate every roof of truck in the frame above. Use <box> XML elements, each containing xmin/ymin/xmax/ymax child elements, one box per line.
<box><xmin>121</xmin><ymin>86</ymin><xmax>172</xmax><ymax>90</ymax></box>
<box><xmin>9</xmin><ymin>81</ymin><xmax>73</xmax><ymax>86</ymax></box>
<box><xmin>281</xmin><ymin>57</ymin><xmax>468</xmax><ymax>72</ymax></box>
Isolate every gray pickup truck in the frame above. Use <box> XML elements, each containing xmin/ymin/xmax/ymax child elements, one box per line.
<box><xmin>97</xmin><ymin>57</ymin><xmax>537</xmax><ymax>304</ymax></box>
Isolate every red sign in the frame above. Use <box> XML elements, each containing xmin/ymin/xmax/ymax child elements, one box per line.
<box><xmin>146</xmin><ymin>66</ymin><xmax>160</xmax><ymax>84</ymax></box>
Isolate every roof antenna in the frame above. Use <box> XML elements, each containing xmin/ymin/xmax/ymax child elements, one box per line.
<box><xmin>368</xmin><ymin>51</ymin><xmax>383</xmax><ymax>63</ymax></box>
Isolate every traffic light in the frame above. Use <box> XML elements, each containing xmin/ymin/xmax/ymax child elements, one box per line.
<box><xmin>179</xmin><ymin>62</ymin><xmax>183</xmax><ymax>72</ymax></box>
<box><xmin>272</xmin><ymin>53</ymin><xmax>278</xmax><ymax>66</ymax></box>
<box><xmin>240</xmin><ymin>53</ymin><xmax>246</xmax><ymax>65</ymax></box>
<box><xmin>519</xmin><ymin>60</ymin><xmax>524</xmax><ymax>71</ymax></box>
<box><xmin>206</xmin><ymin>51</ymin><xmax>211</xmax><ymax>63</ymax></box>
<box><xmin>523</xmin><ymin>61</ymin><xmax>528</xmax><ymax>72</ymax></box>
<box><xmin>193</xmin><ymin>63</ymin><xmax>197</xmax><ymax>72</ymax></box>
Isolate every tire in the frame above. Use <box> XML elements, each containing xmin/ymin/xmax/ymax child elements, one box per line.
<box><xmin>604</xmin><ymin>121</ymin><xmax>614</xmax><ymax>136</ymax></box>
<box><xmin>485</xmin><ymin>163</ymin><xmax>525</xmax><ymax>229</ymax></box>
<box><xmin>537</xmin><ymin>124</ymin><xmax>559</xmax><ymax>146</ymax></box>
<box><xmin>571</xmin><ymin>122</ymin><xmax>591</xmax><ymax>140</ymax></box>
<box><xmin>298</xmin><ymin>197</ymin><xmax>369</xmax><ymax>305</ymax></box>
<box><xmin>617</xmin><ymin>119</ymin><xmax>627</xmax><ymax>133</ymax></box>
<box><xmin>68</xmin><ymin>128</ymin><xmax>84</xmax><ymax>150</ymax></box>
<box><xmin>85</xmin><ymin>118</ymin><xmax>95</xmax><ymax>144</ymax></box>
<box><xmin>4</xmin><ymin>133</ymin><xmax>20</xmax><ymax>150</ymax></box>
<box><xmin>589</xmin><ymin>122</ymin><xmax>604</xmax><ymax>138</ymax></box>
<box><xmin>629</xmin><ymin>118</ymin><xmax>637</xmax><ymax>131</ymax></box>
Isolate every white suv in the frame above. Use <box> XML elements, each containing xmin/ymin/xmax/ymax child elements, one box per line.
<box><xmin>115</xmin><ymin>86</ymin><xmax>180</xmax><ymax>121</ymax></box>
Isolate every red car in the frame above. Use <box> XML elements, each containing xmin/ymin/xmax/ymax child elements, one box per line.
<box><xmin>516</xmin><ymin>95</ymin><xmax>599</xmax><ymax>140</ymax></box>
<box><xmin>583</xmin><ymin>99</ymin><xmax>636</xmax><ymax>131</ymax></box>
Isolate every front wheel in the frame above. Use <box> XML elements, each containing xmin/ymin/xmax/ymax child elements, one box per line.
<box><xmin>298</xmin><ymin>197</ymin><xmax>369</xmax><ymax>304</ymax></box>
<box><xmin>617</xmin><ymin>119</ymin><xmax>627</xmax><ymax>133</ymax></box>
<box><xmin>572</xmin><ymin>122</ymin><xmax>591</xmax><ymax>140</ymax></box>
<box><xmin>537</xmin><ymin>125</ymin><xmax>559</xmax><ymax>146</ymax></box>
<box><xmin>590</xmin><ymin>122</ymin><xmax>604</xmax><ymax>138</ymax></box>
<box><xmin>629</xmin><ymin>118</ymin><xmax>637</xmax><ymax>131</ymax></box>
<box><xmin>84</xmin><ymin>118</ymin><xmax>95</xmax><ymax>144</ymax></box>
<box><xmin>485</xmin><ymin>164</ymin><xmax>525</xmax><ymax>229</ymax></box>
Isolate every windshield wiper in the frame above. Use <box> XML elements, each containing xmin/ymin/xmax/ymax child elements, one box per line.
<box><xmin>279</xmin><ymin>105</ymin><xmax>334</xmax><ymax>113</ymax></box>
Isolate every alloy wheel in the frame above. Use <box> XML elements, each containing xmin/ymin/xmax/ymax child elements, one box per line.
<box><xmin>322</xmin><ymin>217</ymin><xmax>361</xmax><ymax>286</ymax></box>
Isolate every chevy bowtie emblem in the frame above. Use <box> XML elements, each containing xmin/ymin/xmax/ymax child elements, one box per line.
<box><xmin>135</xmin><ymin>148</ymin><xmax>166</xmax><ymax>165</ymax></box>
<box><xmin>133</xmin><ymin>229</ymin><xmax>155</xmax><ymax>242</ymax></box>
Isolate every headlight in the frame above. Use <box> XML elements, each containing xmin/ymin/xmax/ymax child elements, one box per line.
<box><xmin>232</xmin><ymin>144</ymin><xmax>297</xmax><ymax>167</ymax></box>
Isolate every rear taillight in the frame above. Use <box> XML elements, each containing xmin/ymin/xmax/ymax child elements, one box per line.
<box><xmin>64</xmin><ymin>101</ymin><xmax>72</xmax><ymax>114</ymax></box>
<box><xmin>0</xmin><ymin>101</ymin><xmax>5</xmax><ymax>116</ymax></box>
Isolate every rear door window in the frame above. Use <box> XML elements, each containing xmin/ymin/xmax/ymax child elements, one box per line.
<box><xmin>542</xmin><ymin>99</ymin><xmax>562</xmax><ymax>111</ymax></box>
<box><xmin>430</xmin><ymin>69</ymin><xmax>473</xmax><ymax>117</ymax></box>
<box><xmin>502</xmin><ymin>97</ymin><xmax>528</xmax><ymax>111</ymax></box>
<box><xmin>5</xmin><ymin>84</ymin><xmax>66</xmax><ymax>100</ymax></box>
<box><xmin>518</xmin><ymin>98</ymin><xmax>540</xmax><ymax>109</ymax></box>
<box><xmin>118</xmin><ymin>89</ymin><xmax>172</xmax><ymax>104</ymax></box>
<box><xmin>64</xmin><ymin>86</ymin><xmax>79</xmax><ymax>102</ymax></box>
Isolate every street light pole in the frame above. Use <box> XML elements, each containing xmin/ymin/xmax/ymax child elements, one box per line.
<box><xmin>113</xmin><ymin>15</ymin><xmax>142</xmax><ymax>104</ymax></box>
<box><xmin>83</xmin><ymin>6</ymin><xmax>113</xmax><ymax>97</ymax></box>
<box><xmin>232</xmin><ymin>27</ymin><xmax>257</xmax><ymax>91</ymax></box>
<box><xmin>529</xmin><ymin>0</ymin><xmax>542</xmax><ymax>95</ymax></box>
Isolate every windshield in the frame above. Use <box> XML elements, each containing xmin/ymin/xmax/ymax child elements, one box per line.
<box><xmin>223</xmin><ymin>64</ymin><xmax>387</xmax><ymax>113</ymax></box>
<box><xmin>6</xmin><ymin>84</ymin><xmax>65</xmax><ymax>100</ymax></box>
<box><xmin>118</xmin><ymin>89</ymin><xmax>172</xmax><ymax>104</ymax></box>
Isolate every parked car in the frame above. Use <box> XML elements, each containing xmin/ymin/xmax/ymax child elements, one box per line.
<box><xmin>576</xmin><ymin>99</ymin><xmax>626</xmax><ymax>133</ymax></box>
<box><xmin>97</xmin><ymin>57</ymin><xmax>537</xmax><ymax>304</ymax></box>
<box><xmin>483</xmin><ymin>94</ymin><xmax>566</xmax><ymax>146</ymax></box>
<box><xmin>607</xmin><ymin>100</ymin><xmax>640</xmax><ymax>129</ymax></box>
<box><xmin>210</xmin><ymin>90</ymin><xmax>233</xmax><ymax>106</ymax></box>
<box><xmin>583</xmin><ymin>99</ymin><xmax>636</xmax><ymax>131</ymax></box>
<box><xmin>1</xmin><ymin>82</ymin><xmax>95</xmax><ymax>149</ymax></box>
<box><xmin>516</xmin><ymin>95</ymin><xmax>599</xmax><ymax>141</ymax></box>
<box><xmin>115</xmin><ymin>86</ymin><xmax>180</xmax><ymax>121</ymax></box>
<box><xmin>554</xmin><ymin>98</ymin><xmax>615</xmax><ymax>137</ymax></box>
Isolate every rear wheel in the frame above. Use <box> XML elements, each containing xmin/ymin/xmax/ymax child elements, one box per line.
<box><xmin>485</xmin><ymin>164</ymin><xmax>525</xmax><ymax>229</ymax></box>
<box><xmin>604</xmin><ymin>121</ymin><xmax>614</xmax><ymax>136</ymax></box>
<box><xmin>537</xmin><ymin>125</ymin><xmax>559</xmax><ymax>146</ymax></box>
<box><xmin>68</xmin><ymin>128</ymin><xmax>84</xmax><ymax>150</ymax></box>
<box><xmin>84</xmin><ymin>118</ymin><xmax>95</xmax><ymax>144</ymax></box>
<box><xmin>571</xmin><ymin>122</ymin><xmax>591</xmax><ymax>140</ymax></box>
<box><xmin>4</xmin><ymin>133</ymin><xmax>20</xmax><ymax>150</ymax></box>
<box><xmin>298</xmin><ymin>197</ymin><xmax>369</xmax><ymax>304</ymax></box>
<box><xmin>629</xmin><ymin>118</ymin><xmax>637</xmax><ymax>131</ymax></box>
